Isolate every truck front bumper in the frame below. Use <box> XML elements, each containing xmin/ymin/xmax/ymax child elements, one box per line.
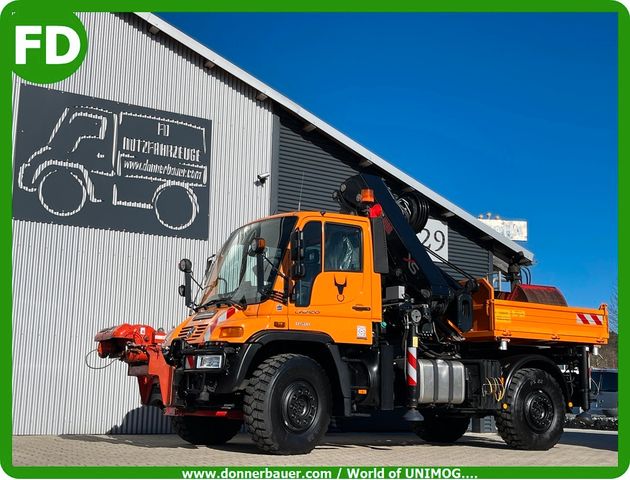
<box><xmin>167</xmin><ymin>340</ymin><xmax>261</xmax><ymax>405</ymax></box>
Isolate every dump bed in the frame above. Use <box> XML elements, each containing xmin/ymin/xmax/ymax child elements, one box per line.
<box><xmin>464</xmin><ymin>279</ymin><xmax>609</xmax><ymax>345</ymax></box>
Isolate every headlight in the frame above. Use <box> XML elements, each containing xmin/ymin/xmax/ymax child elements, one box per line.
<box><xmin>199</xmin><ymin>355</ymin><xmax>223</xmax><ymax>369</ymax></box>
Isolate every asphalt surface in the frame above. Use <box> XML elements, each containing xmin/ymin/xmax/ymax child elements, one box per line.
<box><xmin>12</xmin><ymin>429</ymin><xmax>617</xmax><ymax>467</ymax></box>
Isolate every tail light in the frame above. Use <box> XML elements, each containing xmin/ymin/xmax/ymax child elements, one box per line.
<box><xmin>368</xmin><ymin>204</ymin><xmax>383</xmax><ymax>218</ymax></box>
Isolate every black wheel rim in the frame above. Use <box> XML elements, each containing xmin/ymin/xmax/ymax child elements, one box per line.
<box><xmin>524</xmin><ymin>390</ymin><xmax>555</xmax><ymax>433</ymax></box>
<box><xmin>281</xmin><ymin>380</ymin><xmax>318</xmax><ymax>432</ymax></box>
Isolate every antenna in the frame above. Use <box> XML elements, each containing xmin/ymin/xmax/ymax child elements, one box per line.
<box><xmin>297</xmin><ymin>172</ymin><xmax>305</xmax><ymax>211</ymax></box>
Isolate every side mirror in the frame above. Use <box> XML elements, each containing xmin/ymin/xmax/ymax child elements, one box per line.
<box><xmin>248</xmin><ymin>237</ymin><xmax>266</xmax><ymax>257</ymax></box>
<box><xmin>178</xmin><ymin>258</ymin><xmax>192</xmax><ymax>273</ymax></box>
<box><xmin>291</xmin><ymin>263</ymin><xmax>305</xmax><ymax>279</ymax></box>
<box><xmin>290</xmin><ymin>229</ymin><xmax>303</xmax><ymax>261</ymax></box>
<box><xmin>290</xmin><ymin>229</ymin><xmax>305</xmax><ymax>279</ymax></box>
<box><xmin>178</xmin><ymin>258</ymin><xmax>193</xmax><ymax>308</ymax></box>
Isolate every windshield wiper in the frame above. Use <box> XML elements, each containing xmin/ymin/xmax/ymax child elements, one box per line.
<box><xmin>260</xmin><ymin>285</ymin><xmax>287</xmax><ymax>304</ymax></box>
<box><xmin>197</xmin><ymin>297</ymin><xmax>246</xmax><ymax>311</ymax></box>
<box><xmin>261</xmin><ymin>255</ymin><xmax>288</xmax><ymax>281</ymax></box>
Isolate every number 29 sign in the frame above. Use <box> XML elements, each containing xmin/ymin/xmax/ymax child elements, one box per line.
<box><xmin>417</xmin><ymin>218</ymin><xmax>448</xmax><ymax>262</ymax></box>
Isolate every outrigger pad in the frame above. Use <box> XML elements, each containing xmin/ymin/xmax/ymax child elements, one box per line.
<box><xmin>403</xmin><ymin>409</ymin><xmax>424</xmax><ymax>422</ymax></box>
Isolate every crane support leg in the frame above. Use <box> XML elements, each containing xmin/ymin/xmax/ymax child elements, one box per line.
<box><xmin>404</xmin><ymin>321</ymin><xmax>423</xmax><ymax>422</ymax></box>
<box><xmin>580</xmin><ymin>346</ymin><xmax>591</xmax><ymax>412</ymax></box>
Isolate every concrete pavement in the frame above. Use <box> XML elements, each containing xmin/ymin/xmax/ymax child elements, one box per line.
<box><xmin>12</xmin><ymin>429</ymin><xmax>617</xmax><ymax>467</ymax></box>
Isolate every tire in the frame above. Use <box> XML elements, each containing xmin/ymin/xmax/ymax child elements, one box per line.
<box><xmin>153</xmin><ymin>184</ymin><xmax>198</xmax><ymax>231</ymax></box>
<box><xmin>413</xmin><ymin>413</ymin><xmax>470</xmax><ymax>443</ymax></box>
<box><xmin>496</xmin><ymin>367</ymin><xmax>565</xmax><ymax>450</ymax></box>
<box><xmin>244</xmin><ymin>353</ymin><xmax>331</xmax><ymax>454</ymax></box>
<box><xmin>171</xmin><ymin>416</ymin><xmax>242</xmax><ymax>445</ymax></box>
<box><xmin>37</xmin><ymin>168</ymin><xmax>87</xmax><ymax>217</ymax></box>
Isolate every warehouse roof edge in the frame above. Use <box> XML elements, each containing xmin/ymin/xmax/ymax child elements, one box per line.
<box><xmin>136</xmin><ymin>11</ymin><xmax>534</xmax><ymax>264</ymax></box>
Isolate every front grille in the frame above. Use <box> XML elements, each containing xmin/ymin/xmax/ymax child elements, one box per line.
<box><xmin>177</xmin><ymin>326</ymin><xmax>194</xmax><ymax>339</ymax></box>
<box><xmin>176</xmin><ymin>323</ymin><xmax>210</xmax><ymax>342</ymax></box>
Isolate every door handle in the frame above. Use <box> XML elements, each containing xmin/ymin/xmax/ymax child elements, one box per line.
<box><xmin>352</xmin><ymin>305</ymin><xmax>371</xmax><ymax>311</ymax></box>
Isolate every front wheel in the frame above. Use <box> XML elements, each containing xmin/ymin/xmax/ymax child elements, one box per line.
<box><xmin>496</xmin><ymin>368</ymin><xmax>565</xmax><ymax>450</ymax></box>
<box><xmin>37</xmin><ymin>168</ymin><xmax>87</xmax><ymax>217</ymax></box>
<box><xmin>244</xmin><ymin>354</ymin><xmax>331</xmax><ymax>454</ymax></box>
<box><xmin>171</xmin><ymin>416</ymin><xmax>242</xmax><ymax>445</ymax></box>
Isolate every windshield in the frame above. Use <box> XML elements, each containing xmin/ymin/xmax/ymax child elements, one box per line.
<box><xmin>199</xmin><ymin>216</ymin><xmax>296</xmax><ymax>307</ymax></box>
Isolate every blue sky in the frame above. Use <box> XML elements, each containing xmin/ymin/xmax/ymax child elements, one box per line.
<box><xmin>159</xmin><ymin>12</ymin><xmax>618</xmax><ymax>311</ymax></box>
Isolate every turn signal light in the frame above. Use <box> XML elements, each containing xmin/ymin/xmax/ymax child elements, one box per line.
<box><xmin>219</xmin><ymin>326</ymin><xmax>244</xmax><ymax>338</ymax></box>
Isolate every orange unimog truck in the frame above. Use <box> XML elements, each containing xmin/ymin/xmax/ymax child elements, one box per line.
<box><xmin>95</xmin><ymin>174</ymin><xmax>608</xmax><ymax>455</ymax></box>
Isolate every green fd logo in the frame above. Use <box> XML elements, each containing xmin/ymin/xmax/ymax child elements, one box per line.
<box><xmin>16</xmin><ymin>26</ymin><xmax>81</xmax><ymax>65</ymax></box>
<box><xmin>7</xmin><ymin>3</ymin><xmax>88</xmax><ymax>83</ymax></box>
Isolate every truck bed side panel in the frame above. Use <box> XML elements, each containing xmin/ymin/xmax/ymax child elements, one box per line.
<box><xmin>465</xmin><ymin>279</ymin><xmax>608</xmax><ymax>345</ymax></box>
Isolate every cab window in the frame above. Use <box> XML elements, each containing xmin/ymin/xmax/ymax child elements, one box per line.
<box><xmin>324</xmin><ymin>223</ymin><xmax>362</xmax><ymax>272</ymax></box>
<box><xmin>295</xmin><ymin>221</ymin><xmax>322</xmax><ymax>307</ymax></box>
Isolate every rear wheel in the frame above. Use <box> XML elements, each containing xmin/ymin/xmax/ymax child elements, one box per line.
<box><xmin>496</xmin><ymin>367</ymin><xmax>565</xmax><ymax>450</ymax></box>
<box><xmin>413</xmin><ymin>413</ymin><xmax>471</xmax><ymax>443</ymax></box>
<box><xmin>244</xmin><ymin>353</ymin><xmax>331</xmax><ymax>454</ymax></box>
<box><xmin>153</xmin><ymin>184</ymin><xmax>198</xmax><ymax>231</ymax></box>
<box><xmin>171</xmin><ymin>416</ymin><xmax>241</xmax><ymax>445</ymax></box>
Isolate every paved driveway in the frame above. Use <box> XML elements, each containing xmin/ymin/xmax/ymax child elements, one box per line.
<box><xmin>12</xmin><ymin>429</ymin><xmax>617</xmax><ymax>467</ymax></box>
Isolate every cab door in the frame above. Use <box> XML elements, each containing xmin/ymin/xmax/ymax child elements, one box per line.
<box><xmin>288</xmin><ymin>218</ymin><xmax>374</xmax><ymax>345</ymax></box>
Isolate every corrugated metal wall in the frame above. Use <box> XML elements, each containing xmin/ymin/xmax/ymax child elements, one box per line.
<box><xmin>275</xmin><ymin>111</ymin><xmax>358</xmax><ymax>213</ymax></box>
<box><xmin>274</xmin><ymin>110</ymin><xmax>492</xmax><ymax>279</ymax></box>
<box><xmin>12</xmin><ymin>12</ymin><xmax>274</xmax><ymax>435</ymax></box>
<box><xmin>441</xmin><ymin>227</ymin><xmax>492</xmax><ymax>280</ymax></box>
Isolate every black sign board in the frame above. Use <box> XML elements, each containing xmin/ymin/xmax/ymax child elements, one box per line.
<box><xmin>13</xmin><ymin>84</ymin><xmax>212</xmax><ymax>240</ymax></box>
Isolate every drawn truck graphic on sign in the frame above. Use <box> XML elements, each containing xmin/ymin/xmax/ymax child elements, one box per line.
<box><xmin>18</xmin><ymin>106</ymin><xmax>208</xmax><ymax>231</ymax></box>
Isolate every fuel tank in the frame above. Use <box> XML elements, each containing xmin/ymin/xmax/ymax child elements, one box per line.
<box><xmin>416</xmin><ymin>359</ymin><xmax>466</xmax><ymax>404</ymax></box>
